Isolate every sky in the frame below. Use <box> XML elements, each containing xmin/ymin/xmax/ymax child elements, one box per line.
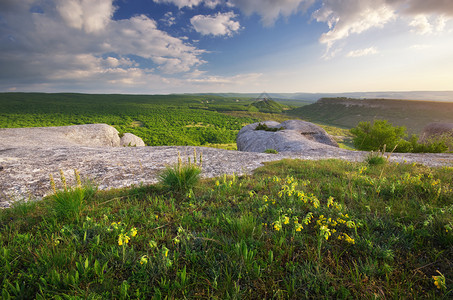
<box><xmin>1</xmin><ymin>0</ymin><xmax>453</xmax><ymax>94</ymax></box>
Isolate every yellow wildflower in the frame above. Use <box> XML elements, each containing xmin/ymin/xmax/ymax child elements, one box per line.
<box><xmin>130</xmin><ymin>227</ymin><xmax>137</xmax><ymax>237</ymax></box>
<box><xmin>283</xmin><ymin>216</ymin><xmax>290</xmax><ymax>225</ymax></box>
<box><xmin>140</xmin><ymin>255</ymin><xmax>148</xmax><ymax>265</ymax></box>
<box><xmin>432</xmin><ymin>270</ymin><xmax>446</xmax><ymax>290</ymax></box>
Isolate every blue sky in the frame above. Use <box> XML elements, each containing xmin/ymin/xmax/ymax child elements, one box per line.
<box><xmin>1</xmin><ymin>0</ymin><xmax>453</xmax><ymax>94</ymax></box>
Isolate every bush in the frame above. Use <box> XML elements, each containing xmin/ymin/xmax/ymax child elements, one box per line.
<box><xmin>350</xmin><ymin>120</ymin><xmax>406</xmax><ymax>151</ymax></box>
<box><xmin>351</xmin><ymin>120</ymin><xmax>450</xmax><ymax>153</ymax></box>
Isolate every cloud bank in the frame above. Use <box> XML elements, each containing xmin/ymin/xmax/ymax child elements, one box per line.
<box><xmin>1</xmin><ymin>0</ymin><xmax>452</xmax><ymax>93</ymax></box>
<box><xmin>0</xmin><ymin>0</ymin><xmax>207</xmax><ymax>91</ymax></box>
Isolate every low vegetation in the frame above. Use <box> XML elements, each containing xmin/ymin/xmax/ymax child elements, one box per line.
<box><xmin>289</xmin><ymin>97</ymin><xmax>453</xmax><ymax>135</ymax></box>
<box><xmin>264</xmin><ymin>149</ymin><xmax>279</xmax><ymax>154</ymax></box>
<box><xmin>255</xmin><ymin>122</ymin><xmax>285</xmax><ymax>132</ymax></box>
<box><xmin>351</xmin><ymin>119</ymin><xmax>451</xmax><ymax>153</ymax></box>
<box><xmin>1</xmin><ymin>159</ymin><xmax>452</xmax><ymax>298</ymax></box>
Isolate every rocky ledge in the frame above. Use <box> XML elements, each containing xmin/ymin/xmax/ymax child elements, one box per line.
<box><xmin>1</xmin><ymin>124</ymin><xmax>452</xmax><ymax>208</ymax></box>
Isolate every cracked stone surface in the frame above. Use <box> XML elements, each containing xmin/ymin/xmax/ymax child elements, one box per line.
<box><xmin>1</xmin><ymin>145</ymin><xmax>452</xmax><ymax>208</ymax></box>
<box><xmin>1</xmin><ymin>124</ymin><xmax>452</xmax><ymax>208</ymax></box>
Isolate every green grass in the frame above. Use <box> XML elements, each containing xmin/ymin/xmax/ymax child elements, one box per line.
<box><xmin>159</xmin><ymin>151</ymin><xmax>203</xmax><ymax>196</ymax></box>
<box><xmin>1</xmin><ymin>159</ymin><xmax>452</xmax><ymax>298</ymax></box>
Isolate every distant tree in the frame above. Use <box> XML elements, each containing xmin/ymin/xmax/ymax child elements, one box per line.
<box><xmin>350</xmin><ymin>120</ymin><xmax>407</xmax><ymax>151</ymax></box>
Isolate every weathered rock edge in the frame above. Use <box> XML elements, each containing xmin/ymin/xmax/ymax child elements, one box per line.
<box><xmin>1</xmin><ymin>145</ymin><xmax>452</xmax><ymax>208</ymax></box>
<box><xmin>237</xmin><ymin>120</ymin><xmax>339</xmax><ymax>153</ymax></box>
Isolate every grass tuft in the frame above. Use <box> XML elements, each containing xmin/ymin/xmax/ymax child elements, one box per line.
<box><xmin>159</xmin><ymin>151</ymin><xmax>202</xmax><ymax>195</ymax></box>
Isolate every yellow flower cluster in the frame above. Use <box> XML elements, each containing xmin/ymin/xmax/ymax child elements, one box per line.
<box><xmin>432</xmin><ymin>270</ymin><xmax>446</xmax><ymax>290</ymax></box>
<box><xmin>338</xmin><ymin>233</ymin><xmax>355</xmax><ymax>244</ymax></box>
<box><xmin>110</xmin><ymin>221</ymin><xmax>138</xmax><ymax>246</ymax></box>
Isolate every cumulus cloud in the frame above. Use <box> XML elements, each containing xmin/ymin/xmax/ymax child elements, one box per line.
<box><xmin>308</xmin><ymin>0</ymin><xmax>453</xmax><ymax>56</ymax></box>
<box><xmin>190</xmin><ymin>12</ymin><xmax>240</xmax><ymax>36</ymax></box>
<box><xmin>346</xmin><ymin>47</ymin><xmax>378</xmax><ymax>58</ymax></box>
<box><xmin>153</xmin><ymin>0</ymin><xmax>221</xmax><ymax>9</ymax></box>
<box><xmin>55</xmin><ymin>0</ymin><xmax>115</xmax><ymax>33</ymax></box>
<box><xmin>0</xmin><ymin>0</ymin><xmax>205</xmax><ymax>90</ymax></box>
<box><xmin>409</xmin><ymin>15</ymin><xmax>448</xmax><ymax>35</ymax></box>
<box><xmin>313</xmin><ymin>0</ymin><xmax>395</xmax><ymax>49</ymax></box>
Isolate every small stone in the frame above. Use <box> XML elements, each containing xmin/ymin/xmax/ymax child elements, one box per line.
<box><xmin>120</xmin><ymin>133</ymin><xmax>146</xmax><ymax>147</ymax></box>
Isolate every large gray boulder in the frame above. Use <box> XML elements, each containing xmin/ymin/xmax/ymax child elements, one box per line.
<box><xmin>237</xmin><ymin>120</ymin><xmax>339</xmax><ymax>153</ymax></box>
<box><xmin>120</xmin><ymin>133</ymin><xmax>146</xmax><ymax>147</ymax></box>
<box><xmin>0</xmin><ymin>124</ymin><xmax>126</xmax><ymax>147</ymax></box>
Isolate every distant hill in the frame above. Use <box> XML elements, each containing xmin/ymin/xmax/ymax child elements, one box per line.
<box><xmin>288</xmin><ymin>97</ymin><xmax>453</xmax><ymax>134</ymax></box>
<box><xmin>197</xmin><ymin>91</ymin><xmax>453</xmax><ymax>103</ymax></box>
<box><xmin>248</xmin><ymin>98</ymin><xmax>287</xmax><ymax>113</ymax></box>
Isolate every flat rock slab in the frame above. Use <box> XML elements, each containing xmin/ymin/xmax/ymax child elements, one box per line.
<box><xmin>1</xmin><ymin>145</ymin><xmax>452</xmax><ymax>208</ymax></box>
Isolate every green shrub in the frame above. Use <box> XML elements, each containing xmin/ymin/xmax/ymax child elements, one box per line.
<box><xmin>159</xmin><ymin>151</ymin><xmax>202</xmax><ymax>195</ymax></box>
<box><xmin>264</xmin><ymin>149</ymin><xmax>278</xmax><ymax>154</ymax></box>
<box><xmin>350</xmin><ymin>120</ymin><xmax>406</xmax><ymax>151</ymax></box>
<box><xmin>351</xmin><ymin>120</ymin><xmax>450</xmax><ymax>153</ymax></box>
<box><xmin>255</xmin><ymin>123</ymin><xmax>285</xmax><ymax>132</ymax></box>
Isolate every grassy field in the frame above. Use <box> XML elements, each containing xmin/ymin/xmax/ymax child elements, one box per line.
<box><xmin>288</xmin><ymin>98</ymin><xmax>453</xmax><ymax>135</ymax></box>
<box><xmin>1</xmin><ymin>158</ymin><xmax>452</xmax><ymax>298</ymax></box>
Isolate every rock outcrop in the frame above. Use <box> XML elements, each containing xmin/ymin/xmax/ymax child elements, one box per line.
<box><xmin>0</xmin><ymin>122</ymin><xmax>452</xmax><ymax>208</ymax></box>
<box><xmin>120</xmin><ymin>133</ymin><xmax>146</xmax><ymax>147</ymax></box>
<box><xmin>237</xmin><ymin>120</ymin><xmax>339</xmax><ymax>153</ymax></box>
<box><xmin>0</xmin><ymin>124</ymin><xmax>144</xmax><ymax>148</ymax></box>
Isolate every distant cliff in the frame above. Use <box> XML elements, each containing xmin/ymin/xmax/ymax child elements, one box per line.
<box><xmin>288</xmin><ymin>98</ymin><xmax>453</xmax><ymax>134</ymax></box>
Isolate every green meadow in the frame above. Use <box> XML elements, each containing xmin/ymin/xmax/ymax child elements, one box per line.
<box><xmin>1</xmin><ymin>158</ymin><xmax>452</xmax><ymax>298</ymax></box>
<box><xmin>0</xmin><ymin>93</ymin><xmax>452</xmax><ymax>298</ymax></box>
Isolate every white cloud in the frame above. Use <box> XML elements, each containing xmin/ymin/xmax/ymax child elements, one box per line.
<box><xmin>190</xmin><ymin>12</ymin><xmax>240</xmax><ymax>36</ymax></box>
<box><xmin>409</xmin><ymin>15</ymin><xmax>432</xmax><ymax>35</ymax></box>
<box><xmin>55</xmin><ymin>0</ymin><xmax>115</xmax><ymax>33</ymax></box>
<box><xmin>161</xmin><ymin>12</ymin><xmax>176</xmax><ymax>26</ymax></box>
<box><xmin>228</xmin><ymin>0</ymin><xmax>315</xmax><ymax>26</ymax></box>
<box><xmin>0</xmin><ymin>1</ymin><xmax>206</xmax><ymax>90</ymax></box>
<box><xmin>313</xmin><ymin>0</ymin><xmax>395</xmax><ymax>49</ymax></box>
<box><xmin>409</xmin><ymin>44</ymin><xmax>433</xmax><ymax>50</ymax></box>
<box><xmin>409</xmin><ymin>14</ymin><xmax>449</xmax><ymax>35</ymax></box>
<box><xmin>346</xmin><ymin>47</ymin><xmax>378</xmax><ymax>57</ymax></box>
<box><xmin>153</xmin><ymin>0</ymin><xmax>221</xmax><ymax>9</ymax></box>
